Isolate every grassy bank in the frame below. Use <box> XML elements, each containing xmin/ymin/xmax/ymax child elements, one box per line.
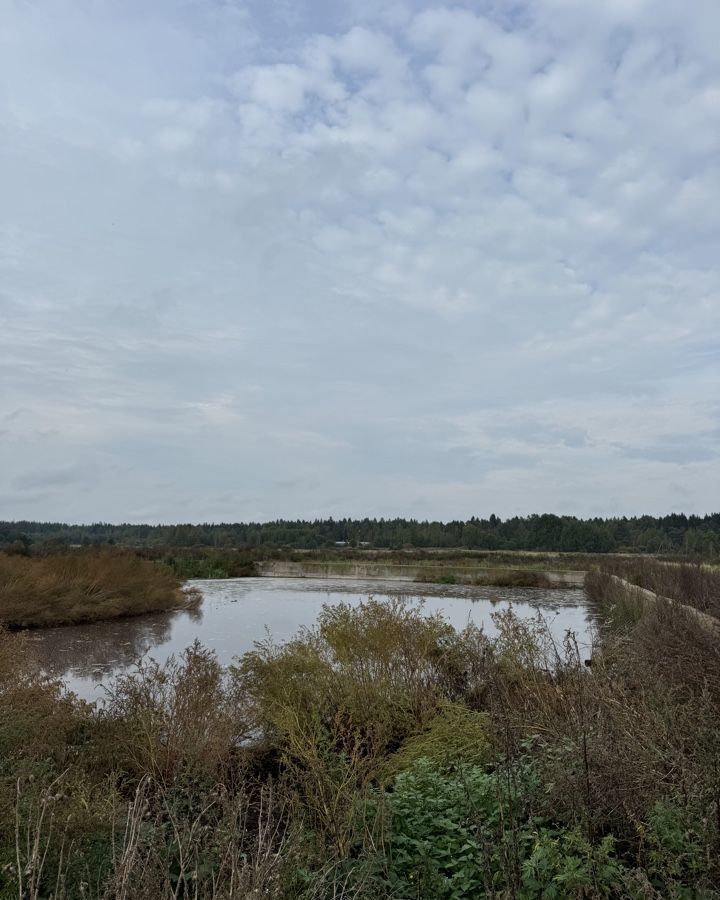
<box><xmin>414</xmin><ymin>566</ymin><xmax>556</xmax><ymax>587</ymax></box>
<box><xmin>61</xmin><ymin>546</ymin><xmax>681</xmax><ymax>579</ymax></box>
<box><xmin>587</xmin><ymin>557</ymin><xmax>720</xmax><ymax>618</ymax></box>
<box><xmin>1</xmin><ymin>576</ymin><xmax>719</xmax><ymax>897</ymax></box>
<box><xmin>0</xmin><ymin>550</ymin><xmax>186</xmax><ymax>628</ymax></box>
<box><xmin>587</xmin><ymin>557</ymin><xmax>720</xmax><ymax>619</ymax></box>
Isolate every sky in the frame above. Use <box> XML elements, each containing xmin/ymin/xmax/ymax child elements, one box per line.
<box><xmin>1</xmin><ymin>0</ymin><xmax>719</xmax><ymax>524</ymax></box>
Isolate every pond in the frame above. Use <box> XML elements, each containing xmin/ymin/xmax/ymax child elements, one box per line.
<box><xmin>25</xmin><ymin>577</ymin><xmax>598</xmax><ymax>702</ymax></box>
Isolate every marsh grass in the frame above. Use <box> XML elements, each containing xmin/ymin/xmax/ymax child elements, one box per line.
<box><xmin>0</xmin><ymin>550</ymin><xmax>186</xmax><ymax>628</ymax></box>
<box><xmin>478</xmin><ymin>568</ymin><xmax>554</xmax><ymax>588</ymax></box>
<box><xmin>288</xmin><ymin>548</ymin><xmax>630</xmax><ymax>571</ymax></box>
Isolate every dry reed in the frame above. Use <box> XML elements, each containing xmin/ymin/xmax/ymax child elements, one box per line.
<box><xmin>0</xmin><ymin>550</ymin><xmax>186</xmax><ymax>628</ymax></box>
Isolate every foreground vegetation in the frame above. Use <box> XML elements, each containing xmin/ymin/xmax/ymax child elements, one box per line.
<box><xmin>1</xmin><ymin>571</ymin><xmax>719</xmax><ymax>897</ymax></box>
<box><xmin>0</xmin><ymin>550</ymin><xmax>185</xmax><ymax>628</ymax></box>
<box><xmin>2</xmin><ymin>511</ymin><xmax>718</xmax><ymax>555</ymax></box>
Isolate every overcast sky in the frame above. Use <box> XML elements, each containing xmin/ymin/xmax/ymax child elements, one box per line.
<box><xmin>1</xmin><ymin>0</ymin><xmax>718</xmax><ymax>524</ymax></box>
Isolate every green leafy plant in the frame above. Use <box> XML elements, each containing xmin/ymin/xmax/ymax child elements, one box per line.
<box><xmin>371</xmin><ymin>759</ymin><xmax>628</xmax><ymax>899</ymax></box>
<box><xmin>383</xmin><ymin>703</ymin><xmax>491</xmax><ymax>778</ymax></box>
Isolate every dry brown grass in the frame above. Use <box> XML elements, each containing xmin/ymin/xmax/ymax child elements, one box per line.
<box><xmin>0</xmin><ymin>627</ymin><xmax>84</xmax><ymax>761</ymax></box>
<box><xmin>484</xmin><ymin>597</ymin><xmax>720</xmax><ymax>882</ymax></box>
<box><xmin>0</xmin><ymin>550</ymin><xmax>186</xmax><ymax>628</ymax></box>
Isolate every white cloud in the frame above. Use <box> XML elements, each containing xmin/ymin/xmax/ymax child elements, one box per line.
<box><xmin>0</xmin><ymin>0</ymin><xmax>718</xmax><ymax>521</ymax></box>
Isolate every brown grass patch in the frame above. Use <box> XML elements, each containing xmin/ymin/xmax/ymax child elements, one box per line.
<box><xmin>0</xmin><ymin>550</ymin><xmax>185</xmax><ymax>628</ymax></box>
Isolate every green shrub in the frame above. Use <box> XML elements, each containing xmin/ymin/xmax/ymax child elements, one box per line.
<box><xmin>521</xmin><ymin>830</ymin><xmax>623</xmax><ymax>898</ymax></box>
<box><xmin>161</xmin><ymin>551</ymin><xmax>258</xmax><ymax>579</ymax></box>
<box><xmin>238</xmin><ymin>599</ymin><xmax>489</xmax><ymax>764</ymax></box>
<box><xmin>370</xmin><ymin>759</ymin><xmax>629</xmax><ymax>899</ymax></box>
<box><xmin>384</xmin><ymin>703</ymin><xmax>491</xmax><ymax>778</ymax></box>
<box><xmin>640</xmin><ymin>800</ymin><xmax>714</xmax><ymax>892</ymax></box>
<box><xmin>236</xmin><ymin>600</ymin><xmax>491</xmax><ymax>856</ymax></box>
<box><xmin>437</xmin><ymin>574</ymin><xmax>457</xmax><ymax>585</ymax></box>
<box><xmin>378</xmin><ymin>760</ymin><xmax>504</xmax><ymax>899</ymax></box>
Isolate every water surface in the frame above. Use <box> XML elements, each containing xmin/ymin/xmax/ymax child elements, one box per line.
<box><xmin>25</xmin><ymin>577</ymin><xmax>596</xmax><ymax>702</ymax></box>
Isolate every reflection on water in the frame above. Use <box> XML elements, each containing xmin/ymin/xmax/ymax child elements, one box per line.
<box><xmin>24</xmin><ymin>577</ymin><xmax>597</xmax><ymax>703</ymax></box>
<box><xmin>26</xmin><ymin>606</ymin><xmax>204</xmax><ymax>683</ymax></box>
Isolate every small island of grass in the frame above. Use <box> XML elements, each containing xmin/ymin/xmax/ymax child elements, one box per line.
<box><xmin>0</xmin><ymin>549</ymin><xmax>189</xmax><ymax>629</ymax></box>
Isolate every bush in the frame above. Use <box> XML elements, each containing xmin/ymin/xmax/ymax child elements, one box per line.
<box><xmin>160</xmin><ymin>549</ymin><xmax>258</xmax><ymax>579</ymax></box>
<box><xmin>237</xmin><ymin>599</ymin><xmax>491</xmax><ymax>854</ymax></box>
<box><xmin>640</xmin><ymin>800</ymin><xmax>712</xmax><ymax>891</ymax></box>
<box><xmin>238</xmin><ymin>599</ymin><xmax>490</xmax><ymax>761</ymax></box>
<box><xmin>100</xmin><ymin>641</ymin><xmax>248</xmax><ymax>780</ymax></box>
<box><xmin>0</xmin><ymin>628</ymin><xmax>83</xmax><ymax>762</ymax></box>
<box><xmin>383</xmin><ymin>703</ymin><xmax>491</xmax><ymax>778</ymax></box>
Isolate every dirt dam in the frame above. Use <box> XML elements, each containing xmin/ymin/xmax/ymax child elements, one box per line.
<box><xmin>256</xmin><ymin>560</ymin><xmax>586</xmax><ymax>587</ymax></box>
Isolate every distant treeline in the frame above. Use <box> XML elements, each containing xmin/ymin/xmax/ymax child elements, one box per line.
<box><xmin>1</xmin><ymin>513</ymin><xmax>718</xmax><ymax>556</ymax></box>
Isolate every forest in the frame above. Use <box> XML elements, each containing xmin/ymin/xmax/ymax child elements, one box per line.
<box><xmin>1</xmin><ymin>512</ymin><xmax>718</xmax><ymax>556</ymax></box>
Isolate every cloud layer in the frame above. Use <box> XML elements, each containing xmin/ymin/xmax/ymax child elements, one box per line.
<box><xmin>1</xmin><ymin>0</ymin><xmax>718</xmax><ymax>522</ymax></box>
